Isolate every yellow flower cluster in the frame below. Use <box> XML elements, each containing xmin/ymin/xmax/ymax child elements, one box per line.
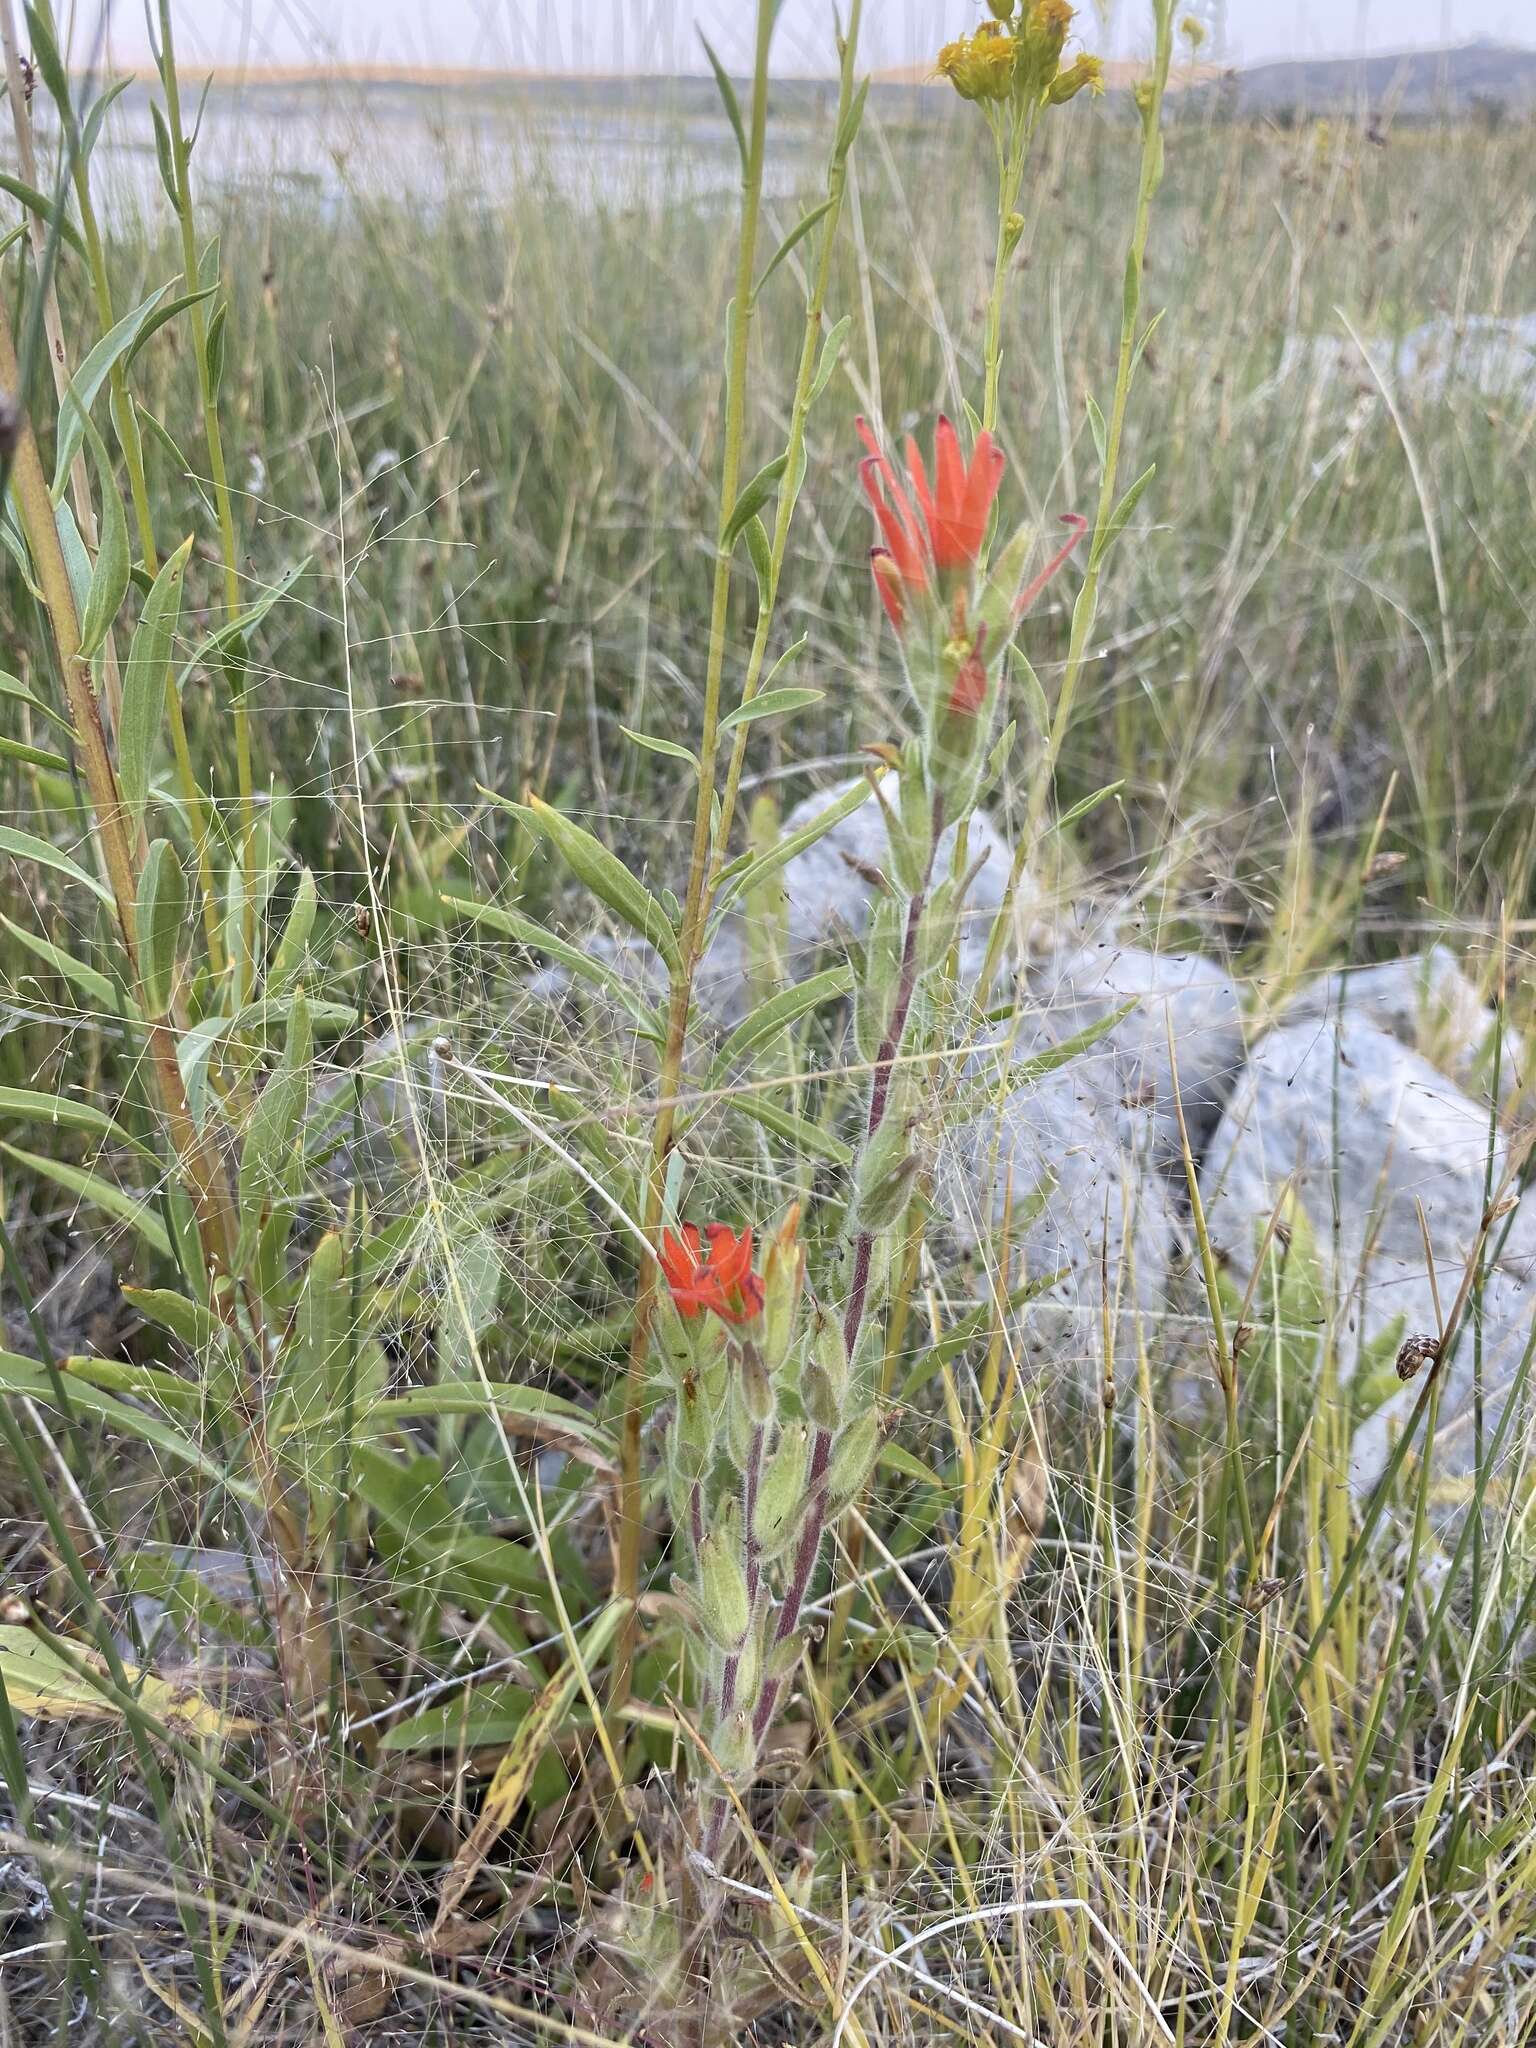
<box><xmin>936</xmin><ymin>1</ymin><xmax>1102</xmax><ymax>111</ymax></box>
<box><xmin>936</xmin><ymin>21</ymin><xmax>1016</xmax><ymax>102</ymax></box>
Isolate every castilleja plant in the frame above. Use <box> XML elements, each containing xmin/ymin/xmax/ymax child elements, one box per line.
<box><xmin>655</xmin><ymin>417</ymin><xmax>1083</xmax><ymax>1827</ymax></box>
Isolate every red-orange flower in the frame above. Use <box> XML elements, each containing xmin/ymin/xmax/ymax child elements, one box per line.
<box><xmin>948</xmin><ymin>629</ymin><xmax>990</xmax><ymax>717</ymax></box>
<box><xmin>859</xmin><ymin>414</ymin><xmax>1006</xmax><ymax>630</ymax></box>
<box><xmin>658</xmin><ymin>1223</ymin><xmax>765</xmax><ymax>1326</ymax></box>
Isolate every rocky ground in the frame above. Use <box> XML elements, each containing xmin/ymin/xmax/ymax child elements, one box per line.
<box><xmin>535</xmin><ymin>776</ymin><xmax>1531</xmax><ymax>1502</ymax></box>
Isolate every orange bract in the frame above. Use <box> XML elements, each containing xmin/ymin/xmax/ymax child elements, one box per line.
<box><xmin>858</xmin><ymin>414</ymin><xmax>1006</xmax><ymax>630</ymax></box>
<box><xmin>657</xmin><ymin>1223</ymin><xmax>765</xmax><ymax>1326</ymax></box>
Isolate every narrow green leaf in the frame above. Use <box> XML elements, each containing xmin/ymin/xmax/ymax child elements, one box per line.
<box><xmin>0</xmin><ymin>172</ymin><xmax>84</xmax><ymax>257</ymax></box>
<box><xmin>0</xmin><ymin>1353</ymin><xmax>242</xmax><ymax>1494</ymax></box>
<box><xmin>120</xmin><ymin>1287</ymin><xmax>221</xmax><ymax>1350</ymax></box>
<box><xmin>1086</xmin><ymin>394</ymin><xmax>1108</xmax><ymax>467</ymax></box>
<box><xmin>0</xmin><ymin>913</ymin><xmax>122</xmax><ymax>1013</ymax></box>
<box><xmin>440</xmin><ymin>892</ymin><xmax>665</xmax><ymax>1042</ymax></box>
<box><xmin>0</xmin><ymin>1087</ymin><xmax>148</xmax><ymax>1157</ymax></box>
<box><xmin>708</xmin><ymin>964</ymin><xmax>853</xmax><ymax>1084</ymax></box>
<box><xmin>204</xmin><ymin>301</ymin><xmax>227</xmax><ymax>399</ymax></box>
<box><xmin>619</xmin><ymin>727</ymin><xmax>700</xmax><ymax>772</ymax></box>
<box><xmin>743</xmin><ymin>514</ymin><xmax>773</xmax><ymax>604</ymax></box>
<box><xmin>22</xmin><ymin>4</ymin><xmax>69</xmax><ymax>114</ymax></box>
<box><xmin>76</xmin><ymin>422</ymin><xmax>130</xmax><ymax>658</ymax></box>
<box><xmin>0</xmin><ymin>826</ymin><xmax>112</xmax><ymax>905</ymax></box>
<box><xmin>267</xmin><ymin>867</ymin><xmax>317</xmax><ymax>991</ymax></box>
<box><xmin>348</xmin><ymin>1382</ymin><xmax>614</xmax><ymax>1460</ymax></box>
<box><xmin>487</xmin><ymin>790</ymin><xmax>681</xmax><ymax>976</ymax></box>
<box><xmin>1091</xmin><ymin>461</ymin><xmax>1157</xmax><ymax>568</ymax></box>
<box><xmin>52</xmin><ymin>283</ymin><xmax>173</xmax><ymax>500</ymax></box>
<box><xmin>1052</xmin><ymin>779</ymin><xmax>1125</xmax><ymax>834</ymax></box>
<box><xmin>0</xmin><ymin>735</ymin><xmax>68</xmax><ymax>773</ymax></box>
<box><xmin>80</xmin><ymin>75</ymin><xmax>133</xmax><ymax>161</ymax></box>
<box><xmin>756</xmin><ymin>196</ymin><xmax>835</xmax><ymax>298</ymax></box>
<box><xmin>178</xmin><ymin>558</ymin><xmax>310</xmax><ymax>681</ymax></box>
<box><xmin>235</xmin><ymin>991</ymin><xmax>312</xmax><ymax>1274</ymax></box>
<box><xmin>711</xmin><ymin>774</ymin><xmax>875</xmax><ymax>926</ymax></box>
<box><xmin>135</xmin><ymin>838</ymin><xmax>186</xmax><ymax>1017</ymax></box>
<box><xmin>0</xmin><ymin>671</ymin><xmax>69</xmax><ymax>737</ymax></box>
<box><xmin>1007</xmin><ymin>645</ymin><xmax>1051</xmax><ymax>737</ymax></box>
<box><xmin>718</xmin><ymin>685</ymin><xmax>824</xmax><ymax>734</ymax></box>
<box><xmin>808</xmin><ymin>314</ymin><xmax>852</xmax><ymax>406</ymax></box>
<box><xmin>119</xmin><ymin>535</ymin><xmax>192</xmax><ymax>828</ymax></box>
<box><xmin>729</xmin><ymin>1093</ymin><xmax>853</xmax><ymax>1166</ymax></box>
<box><xmin>0</xmin><ymin>1144</ymin><xmax>171</xmax><ymax>1259</ymax></box>
<box><xmin>150</xmin><ymin>102</ymin><xmax>179</xmax><ymax>205</ymax></box>
<box><xmin>722</xmin><ymin>452</ymin><xmax>789</xmax><ymax>551</ymax></box>
<box><xmin>1132</xmin><ymin>305</ymin><xmax>1166</xmax><ymax>375</ymax></box>
<box><xmin>121</xmin><ymin>285</ymin><xmax>218</xmax><ymax>374</ymax></box>
<box><xmin>697</xmin><ymin>32</ymin><xmax>747</xmax><ymax>174</ymax></box>
<box><xmin>834</xmin><ymin>76</ymin><xmax>870</xmax><ymax>163</ymax></box>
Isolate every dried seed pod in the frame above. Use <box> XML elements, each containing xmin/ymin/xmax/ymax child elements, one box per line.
<box><xmin>1396</xmin><ymin>1332</ymin><xmax>1442</xmax><ymax>1382</ymax></box>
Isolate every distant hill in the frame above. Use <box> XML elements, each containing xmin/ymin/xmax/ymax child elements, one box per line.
<box><xmin>1222</xmin><ymin>40</ymin><xmax>1536</xmax><ymax>116</ymax></box>
<box><xmin>96</xmin><ymin>40</ymin><xmax>1536</xmax><ymax>123</ymax></box>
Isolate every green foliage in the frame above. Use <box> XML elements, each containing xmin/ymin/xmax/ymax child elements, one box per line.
<box><xmin>0</xmin><ymin>7</ymin><xmax>1534</xmax><ymax>2041</ymax></box>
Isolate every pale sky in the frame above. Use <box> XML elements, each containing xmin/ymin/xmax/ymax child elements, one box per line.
<box><xmin>101</xmin><ymin>1</ymin><xmax>1531</xmax><ymax>75</ymax></box>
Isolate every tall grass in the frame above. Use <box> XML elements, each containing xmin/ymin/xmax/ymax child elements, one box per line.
<box><xmin>1</xmin><ymin>4</ymin><xmax>1535</xmax><ymax>2041</ymax></box>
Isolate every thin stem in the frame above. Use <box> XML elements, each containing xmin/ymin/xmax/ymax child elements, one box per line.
<box><xmin>156</xmin><ymin>0</ymin><xmax>253</xmax><ymax>856</ymax></box>
<box><xmin>612</xmin><ymin>0</ymin><xmax>778</xmax><ymax>1705</ymax></box>
<box><xmin>33</xmin><ymin>0</ymin><xmax>225</xmax><ymax>967</ymax></box>
<box><xmin>979</xmin><ymin>7</ymin><xmax>1177</xmax><ymax>1000</ymax></box>
<box><xmin>709</xmin><ymin>0</ymin><xmax>864</xmax><ymax>871</ymax></box>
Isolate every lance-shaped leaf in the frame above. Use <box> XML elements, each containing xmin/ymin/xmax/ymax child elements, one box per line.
<box><xmin>0</xmin><ymin>1086</ymin><xmax>150</xmax><ymax>1158</ymax></box>
<box><xmin>267</xmin><ymin>866</ymin><xmax>318</xmax><ymax>991</ymax></box>
<box><xmin>134</xmin><ymin>837</ymin><xmax>186</xmax><ymax>1017</ymax></box>
<box><xmin>487</xmin><ymin>789</ymin><xmax>681</xmax><ymax>976</ymax></box>
<box><xmin>710</xmin><ymin>772</ymin><xmax>876</xmax><ymax>928</ymax></box>
<box><xmin>707</xmin><ymin>964</ymin><xmax>853</xmax><ymax>1085</ymax></box>
<box><xmin>235</xmin><ymin>990</ymin><xmax>313</xmax><ymax>1276</ymax></box>
<box><xmin>440</xmin><ymin>891</ymin><xmax>666</xmax><ymax>1041</ymax></box>
<box><xmin>0</xmin><ymin>826</ymin><xmax>112</xmax><ymax>905</ymax></box>
<box><xmin>755</xmin><ymin>196</ymin><xmax>835</xmax><ymax>299</ymax></box>
<box><xmin>723</xmin><ymin>452</ymin><xmax>789</xmax><ymax>551</ymax></box>
<box><xmin>0</xmin><ymin>171</ymin><xmax>85</xmax><ymax>256</ymax></box>
<box><xmin>0</xmin><ymin>1145</ymin><xmax>171</xmax><ymax>1259</ymax></box>
<box><xmin>52</xmin><ymin>284</ymin><xmax>173</xmax><ymax>500</ymax></box>
<box><xmin>76</xmin><ymin>421</ymin><xmax>130</xmax><ymax>659</ymax></box>
<box><xmin>118</xmin><ymin>535</ymin><xmax>192</xmax><ymax>828</ymax></box>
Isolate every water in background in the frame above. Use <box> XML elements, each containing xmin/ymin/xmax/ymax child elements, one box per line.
<box><xmin>12</xmin><ymin>71</ymin><xmax>892</xmax><ymax>224</ymax></box>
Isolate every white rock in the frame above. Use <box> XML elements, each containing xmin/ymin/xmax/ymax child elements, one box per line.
<box><xmin>1345</xmin><ymin>1258</ymin><xmax>1535</xmax><ymax>1496</ymax></box>
<box><xmin>1284</xmin><ymin>946</ymin><xmax>1522</xmax><ymax>1104</ymax></box>
<box><xmin>1023</xmin><ymin>937</ymin><xmax>1246</xmax><ymax>1169</ymax></box>
<box><xmin>1199</xmin><ymin>1014</ymin><xmax>1534</xmax><ymax>1493</ymax></box>
<box><xmin>936</xmin><ymin>1020</ymin><xmax>1180</xmax><ymax>1382</ymax></box>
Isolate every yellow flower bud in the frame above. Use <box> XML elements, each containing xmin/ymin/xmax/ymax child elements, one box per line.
<box><xmin>1180</xmin><ymin>13</ymin><xmax>1208</xmax><ymax>50</ymax></box>
<box><xmin>1047</xmin><ymin>53</ymin><xmax>1104</xmax><ymax>104</ymax></box>
<box><xmin>1016</xmin><ymin>0</ymin><xmax>1073</xmax><ymax>97</ymax></box>
<box><xmin>936</xmin><ymin>24</ymin><xmax>1017</xmax><ymax>103</ymax></box>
